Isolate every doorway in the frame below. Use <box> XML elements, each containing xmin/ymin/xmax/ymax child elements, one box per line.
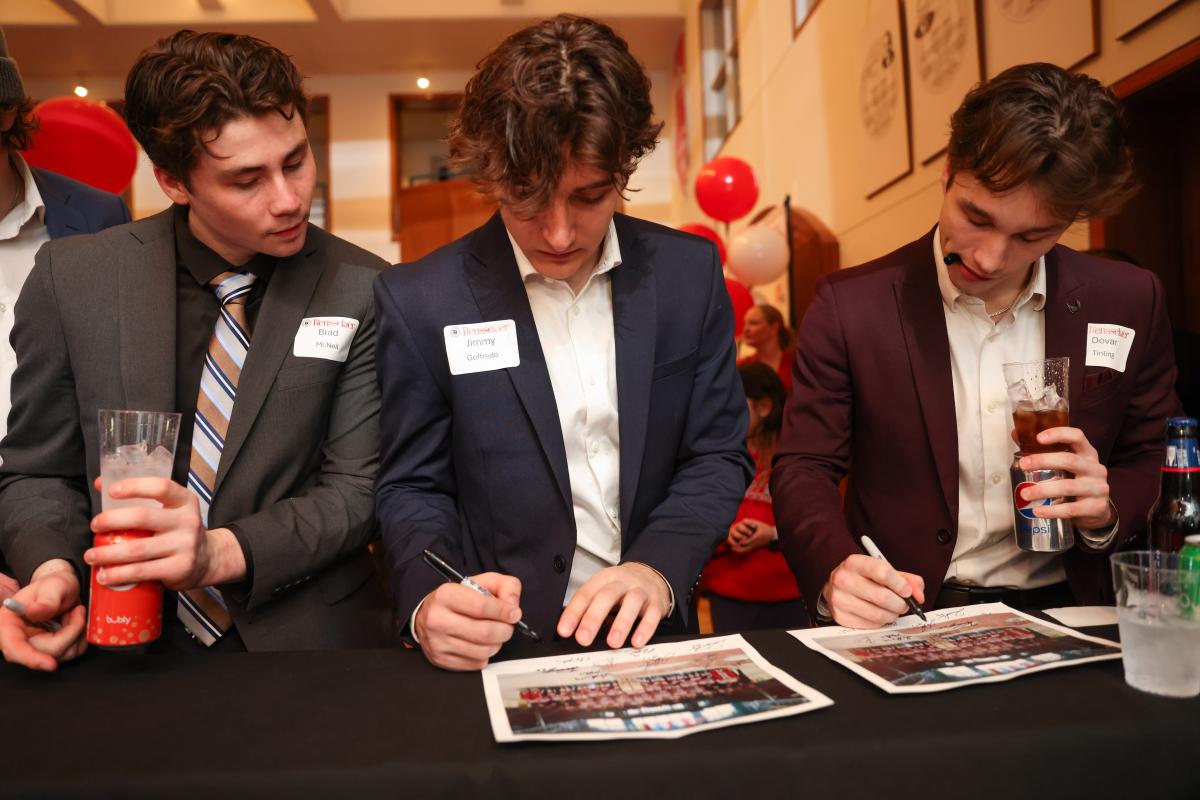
<box><xmin>1092</xmin><ymin>39</ymin><xmax>1200</xmax><ymax>417</ymax></box>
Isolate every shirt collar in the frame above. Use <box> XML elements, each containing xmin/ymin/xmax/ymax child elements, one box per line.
<box><xmin>932</xmin><ymin>224</ymin><xmax>1046</xmax><ymax>315</ymax></box>
<box><xmin>173</xmin><ymin>204</ymin><xmax>274</xmax><ymax>287</ymax></box>
<box><xmin>508</xmin><ymin>218</ymin><xmax>622</xmax><ymax>290</ymax></box>
<box><xmin>0</xmin><ymin>154</ymin><xmax>46</xmax><ymax>235</ymax></box>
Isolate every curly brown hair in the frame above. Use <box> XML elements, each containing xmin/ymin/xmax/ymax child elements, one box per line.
<box><xmin>123</xmin><ymin>30</ymin><xmax>308</xmax><ymax>183</ymax></box>
<box><xmin>948</xmin><ymin>62</ymin><xmax>1136</xmax><ymax>222</ymax></box>
<box><xmin>449</xmin><ymin>14</ymin><xmax>662</xmax><ymax>216</ymax></box>
<box><xmin>1</xmin><ymin>96</ymin><xmax>38</xmax><ymax>152</ymax></box>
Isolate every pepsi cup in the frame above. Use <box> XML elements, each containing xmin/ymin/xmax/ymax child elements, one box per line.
<box><xmin>1011</xmin><ymin>453</ymin><xmax>1075</xmax><ymax>552</ymax></box>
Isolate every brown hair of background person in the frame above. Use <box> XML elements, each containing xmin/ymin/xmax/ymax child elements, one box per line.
<box><xmin>0</xmin><ymin>28</ymin><xmax>36</xmax><ymax>151</ymax></box>
<box><xmin>0</xmin><ymin>97</ymin><xmax>35</xmax><ymax>152</ymax></box>
<box><xmin>123</xmin><ymin>30</ymin><xmax>308</xmax><ymax>183</ymax></box>
<box><xmin>756</xmin><ymin>304</ymin><xmax>794</xmax><ymax>352</ymax></box>
<box><xmin>947</xmin><ymin>62</ymin><xmax>1137</xmax><ymax>222</ymax></box>
<box><xmin>448</xmin><ymin>14</ymin><xmax>662</xmax><ymax>217</ymax></box>
<box><xmin>739</xmin><ymin>362</ymin><xmax>786</xmax><ymax>465</ymax></box>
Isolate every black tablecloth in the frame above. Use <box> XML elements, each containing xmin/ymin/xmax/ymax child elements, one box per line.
<box><xmin>1</xmin><ymin>626</ymin><xmax>1195</xmax><ymax>799</ymax></box>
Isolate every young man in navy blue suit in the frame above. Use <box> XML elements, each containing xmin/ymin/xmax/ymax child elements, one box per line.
<box><xmin>375</xmin><ymin>15</ymin><xmax>753</xmax><ymax>671</ymax></box>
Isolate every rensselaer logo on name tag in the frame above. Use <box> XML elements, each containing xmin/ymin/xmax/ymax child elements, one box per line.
<box><xmin>293</xmin><ymin>316</ymin><xmax>359</xmax><ymax>363</ymax></box>
<box><xmin>1085</xmin><ymin>322</ymin><xmax>1135</xmax><ymax>373</ymax></box>
<box><xmin>444</xmin><ymin>319</ymin><xmax>520</xmax><ymax>375</ymax></box>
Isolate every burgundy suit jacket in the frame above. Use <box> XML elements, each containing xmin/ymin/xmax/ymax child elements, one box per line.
<box><xmin>772</xmin><ymin>228</ymin><xmax>1181</xmax><ymax>615</ymax></box>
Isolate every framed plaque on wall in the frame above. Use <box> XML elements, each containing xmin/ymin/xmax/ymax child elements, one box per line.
<box><xmin>905</xmin><ymin>0</ymin><xmax>983</xmax><ymax>165</ymax></box>
<box><xmin>982</xmin><ymin>0</ymin><xmax>1097</xmax><ymax>77</ymax></box>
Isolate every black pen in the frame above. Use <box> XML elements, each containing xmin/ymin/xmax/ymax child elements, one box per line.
<box><xmin>2</xmin><ymin>597</ymin><xmax>63</xmax><ymax>633</ymax></box>
<box><xmin>421</xmin><ymin>549</ymin><xmax>541</xmax><ymax>642</ymax></box>
<box><xmin>860</xmin><ymin>535</ymin><xmax>928</xmax><ymax>623</ymax></box>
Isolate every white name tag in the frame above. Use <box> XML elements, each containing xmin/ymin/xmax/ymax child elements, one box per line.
<box><xmin>293</xmin><ymin>316</ymin><xmax>359</xmax><ymax>362</ymax></box>
<box><xmin>1085</xmin><ymin>323</ymin><xmax>1135</xmax><ymax>372</ymax></box>
<box><xmin>444</xmin><ymin>319</ymin><xmax>520</xmax><ymax>375</ymax></box>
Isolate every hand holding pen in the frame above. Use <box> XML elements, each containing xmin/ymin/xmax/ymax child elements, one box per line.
<box><xmin>821</xmin><ymin>536</ymin><xmax>927</xmax><ymax>629</ymax></box>
<box><xmin>414</xmin><ymin>549</ymin><xmax>540</xmax><ymax>672</ymax></box>
<box><xmin>860</xmin><ymin>536</ymin><xmax>928</xmax><ymax>623</ymax></box>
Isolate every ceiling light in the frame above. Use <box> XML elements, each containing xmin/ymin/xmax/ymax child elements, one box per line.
<box><xmin>416</xmin><ymin>76</ymin><xmax>431</xmax><ymax>90</ymax></box>
<box><xmin>74</xmin><ymin>85</ymin><xmax>88</xmax><ymax>98</ymax></box>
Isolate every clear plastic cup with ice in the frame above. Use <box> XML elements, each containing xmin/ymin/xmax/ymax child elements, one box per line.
<box><xmin>98</xmin><ymin>411</ymin><xmax>181</xmax><ymax>510</ymax></box>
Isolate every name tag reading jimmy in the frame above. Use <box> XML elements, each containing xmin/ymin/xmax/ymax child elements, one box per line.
<box><xmin>293</xmin><ymin>316</ymin><xmax>359</xmax><ymax>362</ymax></box>
<box><xmin>1085</xmin><ymin>323</ymin><xmax>1135</xmax><ymax>372</ymax></box>
<box><xmin>444</xmin><ymin>319</ymin><xmax>520</xmax><ymax>375</ymax></box>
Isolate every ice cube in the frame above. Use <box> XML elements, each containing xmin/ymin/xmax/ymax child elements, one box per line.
<box><xmin>148</xmin><ymin>445</ymin><xmax>174</xmax><ymax>466</ymax></box>
<box><xmin>115</xmin><ymin>442</ymin><xmax>149</xmax><ymax>464</ymax></box>
<box><xmin>1041</xmin><ymin>384</ymin><xmax>1066</xmax><ymax>411</ymax></box>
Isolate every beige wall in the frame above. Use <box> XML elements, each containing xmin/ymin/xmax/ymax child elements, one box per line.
<box><xmin>675</xmin><ymin>0</ymin><xmax>1200</xmax><ymax>320</ymax></box>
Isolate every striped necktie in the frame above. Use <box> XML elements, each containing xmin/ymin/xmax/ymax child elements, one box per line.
<box><xmin>177</xmin><ymin>270</ymin><xmax>256</xmax><ymax>646</ymax></box>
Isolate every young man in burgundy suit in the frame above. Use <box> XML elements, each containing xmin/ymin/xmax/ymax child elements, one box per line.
<box><xmin>773</xmin><ymin>63</ymin><xmax>1181</xmax><ymax>628</ymax></box>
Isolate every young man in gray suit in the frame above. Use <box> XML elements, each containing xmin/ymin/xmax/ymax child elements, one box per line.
<box><xmin>0</xmin><ymin>31</ymin><xmax>389</xmax><ymax>670</ymax></box>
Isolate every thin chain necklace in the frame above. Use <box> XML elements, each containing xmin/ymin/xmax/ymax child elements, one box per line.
<box><xmin>987</xmin><ymin>295</ymin><xmax>1018</xmax><ymax>321</ymax></box>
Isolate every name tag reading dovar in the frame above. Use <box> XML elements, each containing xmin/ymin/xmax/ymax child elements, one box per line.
<box><xmin>1085</xmin><ymin>322</ymin><xmax>1135</xmax><ymax>372</ymax></box>
<box><xmin>444</xmin><ymin>319</ymin><xmax>520</xmax><ymax>375</ymax></box>
<box><xmin>293</xmin><ymin>316</ymin><xmax>359</xmax><ymax>363</ymax></box>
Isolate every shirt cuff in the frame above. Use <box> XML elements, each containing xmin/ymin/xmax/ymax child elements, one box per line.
<box><xmin>815</xmin><ymin>588</ymin><xmax>834</xmax><ymax>623</ymax></box>
<box><xmin>219</xmin><ymin>522</ymin><xmax>255</xmax><ymax>597</ymax></box>
<box><xmin>625</xmin><ymin>561</ymin><xmax>675</xmax><ymax>617</ymax></box>
<box><xmin>1077</xmin><ymin>501</ymin><xmax>1119</xmax><ymax>551</ymax></box>
<box><xmin>408</xmin><ymin>598</ymin><xmax>425</xmax><ymax>645</ymax></box>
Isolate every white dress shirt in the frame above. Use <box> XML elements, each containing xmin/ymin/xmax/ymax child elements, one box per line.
<box><xmin>934</xmin><ymin>228</ymin><xmax>1070</xmax><ymax>588</ymax></box>
<box><xmin>510</xmin><ymin>222</ymin><xmax>624</xmax><ymax>602</ymax></box>
<box><xmin>0</xmin><ymin>155</ymin><xmax>49</xmax><ymax>444</ymax></box>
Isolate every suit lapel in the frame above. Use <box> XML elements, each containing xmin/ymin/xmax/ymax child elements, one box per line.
<box><xmin>611</xmin><ymin>215</ymin><xmax>655</xmax><ymax>532</ymax></box>
<box><xmin>215</xmin><ymin>227</ymin><xmax>323</xmax><ymax>489</ymax></box>
<box><xmin>118</xmin><ymin>212</ymin><xmax>176</xmax><ymax>412</ymax></box>
<box><xmin>1043</xmin><ymin>246</ymin><xmax>1089</xmax><ymax>410</ymax></box>
<box><xmin>895</xmin><ymin>229</ymin><xmax>958</xmax><ymax>521</ymax></box>
<box><xmin>463</xmin><ymin>214</ymin><xmax>572</xmax><ymax>510</ymax></box>
<box><xmin>31</xmin><ymin>169</ymin><xmax>86</xmax><ymax>238</ymax></box>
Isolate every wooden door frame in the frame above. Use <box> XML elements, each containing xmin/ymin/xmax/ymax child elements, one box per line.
<box><xmin>389</xmin><ymin>92</ymin><xmax>462</xmax><ymax>242</ymax></box>
<box><xmin>1090</xmin><ymin>37</ymin><xmax>1200</xmax><ymax>249</ymax></box>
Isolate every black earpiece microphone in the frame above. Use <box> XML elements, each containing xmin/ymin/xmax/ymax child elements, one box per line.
<box><xmin>943</xmin><ymin>252</ymin><xmax>961</xmax><ymax>266</ymax></box>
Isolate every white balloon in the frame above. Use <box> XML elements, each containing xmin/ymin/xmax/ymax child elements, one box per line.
<box><xmin>727</xmin><ymin>225</ymin><xmax>789</xmax><ymax>286</ymax></box>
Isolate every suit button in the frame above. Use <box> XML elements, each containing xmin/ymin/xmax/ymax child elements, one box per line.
<box><xmin>936</xmin><ymin>528</ymin><xmax>952</xmax><ymax>544</ymax></box>
<box><xmin>553</xmin><ymin>555</ymin><xmax>566</xmax><ymax>573</ymax></box>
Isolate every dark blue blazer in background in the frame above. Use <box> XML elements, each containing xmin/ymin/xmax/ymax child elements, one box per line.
<box><xmin>374</xmin><ymin>212</ymin><xmax>753</xmax><ymax>640</ymax></box>
<box><xmin>0</xmin><ymin>167</ymin><xmax>129</xmax><ymax>578</ymax></box>
<box><xmin>31</xmin><ymin>166</ymin><xmax>131</xmax><ymax>239</ymax></box>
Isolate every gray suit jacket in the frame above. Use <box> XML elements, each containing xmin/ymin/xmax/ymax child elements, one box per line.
<box><xmin>0</xmin><ymin>209</ymin><xmax>390</xmax><ymax>650</ymax></box>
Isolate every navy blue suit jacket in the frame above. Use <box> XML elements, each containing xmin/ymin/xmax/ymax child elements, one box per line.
<box><xmin>374</xmin><ymin>212</ymin><xmax>753</xmax><ymax>639</ymax></box>
<box><xmin>31</xmin><ymin>166</ymin><xmax>130</xmax><ymax>239</ymax></box>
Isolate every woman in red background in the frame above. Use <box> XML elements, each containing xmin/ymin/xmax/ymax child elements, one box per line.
<box><xmin>702</xmin><ymin>362</ymin><xmax>807</xmax><ymax>631</ymax></box>
<box><xmin>738</xmin><ymin>304</ymin><xmax>793</xmax><ymax>395</ymax></box>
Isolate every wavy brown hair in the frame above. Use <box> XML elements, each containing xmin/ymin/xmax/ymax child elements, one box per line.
<box><xmin>1</xmin><ymin>96</ymin><xmax>38</xmax><ymax>152</ymax></box>
<box><xmin>123</xmin><ymin>30</ymin><xmax>308</xmax><ymax>183</ymax></box>
<box><xmin>449</xmin><ymin>14</ymin><xmax>662</xmax><ymax>216</ymax></box>
<box><xmin>948</xmin><ymin>62</ymin><xmax>1136</xmax><ymax>222</ymax></box>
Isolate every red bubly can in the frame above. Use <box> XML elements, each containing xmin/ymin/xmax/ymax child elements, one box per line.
<box><xmin>86</xmin><ymin>530</ymin><xmax>163</xmax><ymax>648</ymax></box>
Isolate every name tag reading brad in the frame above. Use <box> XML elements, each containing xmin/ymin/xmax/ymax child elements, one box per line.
<box><xmin>293</xmin><ymin>316</ymin><xmax>359</xmax><ymax>362</ymax></box>
<box><xmin>1085</xmin><ymin>323</ymin><xmax>1135</xmax><ymax>372</ymax></box>
<box><xmin>444</xmin><ymin>319</ymin><xmax>520</xmax><ymax>375</ymax></box>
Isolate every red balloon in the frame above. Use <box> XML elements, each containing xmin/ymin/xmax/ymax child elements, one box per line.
<box><xmin>678</xmin><ymin>223</ymin><xmax>727</xmax><ymax>264</ymax></box>
<box><xmin>695</xmin><ymin>156</ymin><xmax>759</xmax><ymax>223</ymax></box>
<box><xmin>24</xmin><ymin>98</ymin><xmax>138</xmax><ymax>195</ymax></box>
<box><xmin>725</xmin><ymin>277</ymin><xmax>754</xmax><ymax>339</ymax></box>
